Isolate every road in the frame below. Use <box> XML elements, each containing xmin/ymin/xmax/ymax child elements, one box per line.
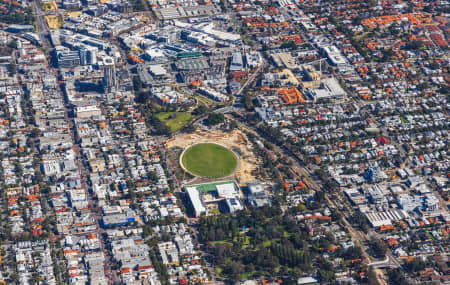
<box><xmin>32</xmin><ymin>0</ymin><xmax>51</xmax><ymax>52</ymax></box>
<box><xmin>236</xmin><ymin>62</ymin><xmax>265</xmax><ymax>96</ymax></box>
<box><xmin>59</xmin><ymin>77</ymin><xmax>115</xmax><ymax>283</ymax></box>
<box><xmin>32</xmin><ymin>0</ymin><xmax>114</xmax><ymax>282</ymax></box>
<box><xmin>157</xmin><ymin>136</ymin><xmax>182</xmax><ymax>193</ymax></box>
<box><xmin>66</xmin><ymin>114</ymin><xmax>117</xmax><ymax>284</ymax></box>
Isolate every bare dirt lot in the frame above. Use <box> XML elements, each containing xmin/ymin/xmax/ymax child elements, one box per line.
<box><xmin>166</xmin><ymin>128</ymin><xmax>263</xmax><ymax>185</ymax></box>
<box><xmin>45</xmin><ymin>15</ymin><xmax>64</xmax><ymax>29</ymax></box>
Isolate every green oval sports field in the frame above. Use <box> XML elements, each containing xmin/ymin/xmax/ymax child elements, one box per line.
<box><xmin>181</xmin><ymin>143</ymin><xmax>238</xmax><ymax>178</ymax></box>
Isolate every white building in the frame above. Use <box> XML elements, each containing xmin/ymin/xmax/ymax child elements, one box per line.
<box><xmin>75</xmin><ymin>104</ymin><xmax>102</xmax><ymax>118</ymax></box>
<box><xmin>198</xmin><ymin>87</ymin><xmax>229</xmax><ymax>102</ymax></box>
<box><xmin>365</xmin><ymin>210</ymin><xmax>409</xmax><ymax>227</ymax></box>
<box><xmin>186</xmin><ymin>186</ymin><xmax>207</xmax><ymax>217</ymax></box>
<box><xmin>397</xmin><ymin>194</ymin><xmax>421</xmax><ymax>212</ymax></box>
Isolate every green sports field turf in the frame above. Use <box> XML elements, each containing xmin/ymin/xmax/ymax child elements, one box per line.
<box><xmin>181</xmin><ymin>143</ymin><xmax>238</xmax><ymax>178</ymax></box>
<box><xmin>188</xmin><ymin>181</ymin><xmax>236</xmax><ymax>193</ymax></box>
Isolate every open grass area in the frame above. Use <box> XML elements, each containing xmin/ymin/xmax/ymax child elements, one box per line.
<box><xmin>155</xmin><ymin>112</ymin><xmax>194</xmax><ymax>133</ymax></box>
<box><xmin>181</xmin><ymin>143</ymin><xmax>238</xmax><ymax>178</ymax></box>
<box><xmin>195</xmin><ymin>94</ymin><xmax>216</xmax><ymax>106</ymax></box>
<box><xmin>211</xmin><ymin>241</ymin><xmax>233</xmax><ymax>247</ymax></box>
<box><xmin>45</xmin><ymin>15</ymin><xmax>63</xmax><ymax>29</ymax></box>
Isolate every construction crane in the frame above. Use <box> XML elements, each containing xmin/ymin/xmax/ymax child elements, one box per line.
<box><xmin>297</xmin><ymin>58</ymin><xmax>327</xmax><ymax>75</ymax></box>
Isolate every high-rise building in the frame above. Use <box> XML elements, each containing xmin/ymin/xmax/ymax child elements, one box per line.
<box><xmin>80</xmin><ymin>48</ymin><xmax>97</xmax><ymax>65</ymax></box>
<box><xmin>79</xmin><ymin>48</ymin><xmax>87</xmax><ymax>66</ymax></box>
<box><xmin>103</xmin><ymin>56</ymin><xmax>116</xmax><ymax>92</ymax></box>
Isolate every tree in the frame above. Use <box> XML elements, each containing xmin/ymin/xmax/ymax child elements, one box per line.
<box><xmin>7</xmin><ymin>40</ymin><xmax>17</xmax><ymax>49</ymax></box>
<box><xmin>341</xmin><ymin>246</ymin><xmax>362</xmax><ymax>260</ymax></box>
<box><xmin>30</xmin><ymin>128</ymin><xmax>41</xmax><ymax>138</ymax></box>
<box><xmin>382</xmin><ymin>48</ymin><xmax>395</xmax><ymax>61</ymax></box>
<box><xmin>280</xmin><ymin>41</ymin><xmax>297</xmax><ymax>50</ymax></box>
<box><xmin>243</xmin><ymin>91</ymin><xmax>254</xmax><ymax>110</ymax></box>
<box><xmin>318</xmin><ymin>269</ymin><xmax>334</xmax><ymax>283</ymax></box>
<box><xmin>136</xmin><ymin>91</ymin><xmax>150</xmax><ymax>104</ymax></box>
<box><xmin>404</xmin><ymin>40</ymin><xmax>425</xmax><ymax>51</ymax></box>
<box><xmin>148</xmin><ymin>171</ymin><xmax>159</xmax><ymax>183</ymax></box>
<box><xmin>313</xmin><ymin>191</ymin><xmax>325</xmax><ymax>203</ymax></box>
<box><xmin>222</xmin><ymin>260</ymin><xmax>244</xmax><ymax>282</ymax></box>
<box><xmin>0</xmin><ymin>8</ymin><xmax>33</xmax><ymax>25</ymax></box>
<box><xmin>10</xmin><ymin>272</ymin><xmax>19</xmax><ymax>284</ymax></box>
<box><xmin>9</xmin><ymin>61</ymin><xmax>17</xmax><ymax>74</ymax></box>
<box><xmin>129</xmin><ymin>0</ymin><xmax>146</xmax><ymax>11</ymax></box>
<box><xmin>387</xmin><ymin>268</ymin><xmax>409</xmax><ymax>285</ymax></box>
<box><xmin>132</xmin><ymin>76</ymin><xmax>143</xmax><ymax>91</ymax></box>
<box><xmin>14</xmin><ymin>161</ymin><xmax>23</xmax><ymax>177</ymax></box>
<box><xmin>351</xmin><ymin>211</ymin><xmax>370</xmax><ymax>231</ymax></box>
<box><xmin>367</xmin><ymin>267</ymin><xmax>380</xmax><ymax>285</ymax></box>
<box><xmin>207</xmin><ymin>113</ymin><xmax>225</xmax><ymax>126</ymax></box>
<box><xmin>184</xmin><ymin>124</ymin><xmax>196</xmax><ymax>133</ymax></box>
<box><xmin>149</xmin><ymin>115</ymin><xmax>170</xmax><ymax>135</ymax></box>
<box><xmin>142</xmin><ymin>225</ymin><xmax>153</xmax><ymax>237</ymax></box>
<box><xmin>228</xmin><ymin>120</ymin><xmax>238</xmax><ymax>130</ymax></box>
<box><xmin>192</xmin><ymin>105</ymin><xmax>208</xmax><ymax>115</ymax></box>
<box><xmin>404</xmin><ymin>258</ymin><xmax>426</xmax><ymax>274</ymax></box>
<box><xmin>439</xmin><ymin>84</ymin><xmax>449</xmax><ymax>95</ymax></box>
<box><xmin>370</xmin><ymin>238</ymin><xmax>387</xmax><ymax>259</ymax></box>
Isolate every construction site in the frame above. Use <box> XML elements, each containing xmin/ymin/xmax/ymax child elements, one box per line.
<box><xmin>166</xmin><ymin>128</ymin><xmax>264</xmax><ymax>185</ymax></box>
<box><xmin>45</xmin><ymin>15</ymin><xmax>64</xmax><ymax>29</ymax></box>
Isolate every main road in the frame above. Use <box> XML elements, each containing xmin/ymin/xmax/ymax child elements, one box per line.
<box><xmin>31</xmin><ymin>1</ymin><xmax>116</xmax><ymax>282</ymax></box>
<box><xmin>32</xmin><ymin>0</ymin><xmax>52</xmax><ymax>52</ymax></box>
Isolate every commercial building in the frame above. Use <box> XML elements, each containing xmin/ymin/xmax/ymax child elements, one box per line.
<box><xmin>62</xmin><ymin>0</ymin><xmax>81</xmax><ymax>9</ymax></box>
<box><xmin>175</xmin><ymin>57</ymin><xmax>213</xmax><ymax>83</ymax></box>
<box><xmin>365</xmin><ymin>210</ymin><xmax>409</xmax><ymax>227</ymax></box>
<box><xmin>6</xmin><ymin>25</ymin><xmax>34</xmax><ymax>33</ymax></box>
<box><xmin>225</xmin><ymin>197</ymin><xmax>244</xmax><ymax>213</ymax></box>
<box><xmin>246</xmin><ymin>183</ymin><xmax>270</xmax><ymax>207</ymax></box>
<box><xmin>230</xmin><ymin>52</ymin><xmax>243</xmax><ymax>72</ymax></box>
<box><xmin>102</xmin><ymin>56</ymin><xmax>116</xmax><ymax>92</ymax></box>
<box><xmin>246</xmin><ymin>51</ymin><xmax>263</xmax><ymax>69</ymax></box>
<box><xmin>305</xmin><ymin>77</ymin><xmax>346</xmax><ymax>102</ymax></box>
<box><xmin>57</xmin><ymin>50</ymin><xmax>82</xmax><ymax>68</ymax></box>
<box><xmin>423</xmin><ymin>194</ymin><xmax>440</xmax><ymax>211</ymax></box>
<box><xmin>197</xmin><ymin>87</ymin><xmax>229</xmax><ymax>102</ymax></box>
<box><xmin>102</xmin><ymin>206</ymin><xmax>136</xmax><ymax>228</ymax></box>
<box><xmin>79</xmin><ymin>48</ymin><xmax>97</xmax><ymax>65</ymax></box>
<box><xmin>397</xmin><ymin>194</ymin><xmax>421</xmax><ymax>212</ymax></box>
<box><xmin>56</xmin><ymin>48</ymin><xmax>97</xmax><ymax>68</ymax></box>
<box><xmin>74</xmin><ymin>104</ymin><xmax>102</xmax><ymax>119</ymax></box>
<box><xmin>301</xmin><ymin>65</ymin><xmax>321</xmax><ymax>89</ymax></box>
<box><xmin>185</xmin><ymin>186</ymin><xmax>207</xmax><ymax>217</ymax></box>
<box><xmin>154</xmin><ymin>5</ymin><xmax>221</xmax><ymax>20</ymax></box>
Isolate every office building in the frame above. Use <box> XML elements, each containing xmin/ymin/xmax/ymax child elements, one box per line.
<box><xmin>56</xmin><ymin>50</ymin><xmax>82</xmax><ymax>68</ymax></box>
<box><xmin>103</xmin><ymin>56</ymin><xmax>116</xmax><ymax>92</ymax></box>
